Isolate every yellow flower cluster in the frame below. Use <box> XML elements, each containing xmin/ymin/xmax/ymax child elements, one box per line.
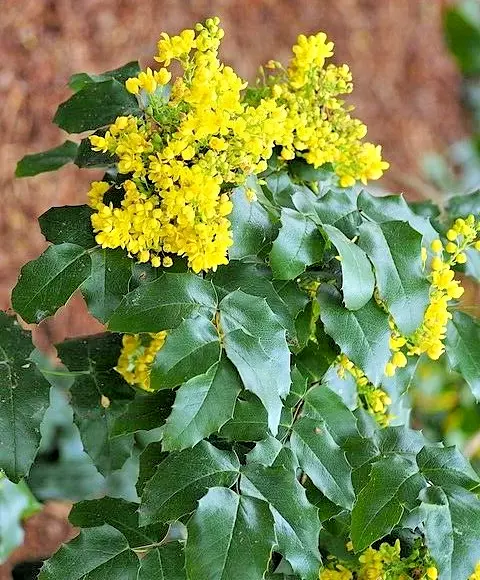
<box><xmin>115</xmin><ymin>332</ymin><xmax>167</xmax><ymax>391</ymax></box>
<box><xmin>338</xmin><ymin>355</ymin><xmax>392</xmax><ymax>426</ymax></box>
<box><xmin>264</xmin><ymin>33</ymin><xmax>389</xmax><ymax>187</ymax></box>
<box><xmin>86</xmin><ymin>20</ymin><xmax>389</xmax><ymax>273</ymax></box>
<box><xmin>88</xmin><ymin>17</ymin><xmax>290</xmax><ymax>272</ymax></box>
<box><xmin>319</xmin><ymin>565</ymin><xmax>352</xmax><ymax>580</ymax></box>
<box><xmin>385</xmin><ymin>215</ymin><xmax>480</xmax><ymax>377</ymax></box>
<box><xmin>470</xmin><ymin>562</ymin><xmax>480</xmax><ymax>580</ymax></box>
<box><xmin>320</xmin><ymin>540</ymin><xmax>438</xmax><ymax>580</ymax></box>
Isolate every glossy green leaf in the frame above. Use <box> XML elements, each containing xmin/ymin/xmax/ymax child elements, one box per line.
<box><xmin>241</xmin><ymin>462</ymin><xmax>322</xmax><ymax>579</ymax></box>
<box><xmin>75</xmin><ymin>136</ymin><xmax>115</xmax><ymax>168</ymax></box>
<box><xmin>303</xmin><ymin>384</ymin><xmax>359</xmax><ymax>446</ymax></box>
<box><xmin>57</xmin><ymin>334</ymin><xmax>135</xmax><ymax>475</ymax></box>
<box><xmin>139</xmin><ymin>441</ymin><xmax>239</xmax><ymax>525</ymax></box>
<box><xmin>446</xmin><ymin>190</ymin><xmax>480</xmax><ymax>217</ymax></box>
<box><xmin>39</xmin><ymin>205</ymin><xmax>96</xmax><ymax>249</ymax></box>
<box><xmin>357</xmin><ymin>190</ymin><xmax>437</xmax><ymax>244</ymax></box>
<box><xmin>219</xmin><ymin>290</ymin><xmax>290</xmax><ymax>435</ymax></box>
<box><xmin>292</xmin><ymin>186</ymin><xmax>358</xmax><ymax>228</ymax></box>
<box><xmin>323</xmin><ymin>224</ymin><xmax>374</xmax><ymax>311</ymax></box>
<box><xmin>318</xmin><ymin>286</ymin><xmax>391</xmax><ymax>385</ymax></box>
<box><xmin>421</xmin><ymin>485</ymin><xmax>480</xmax><ymax>580</ymax></box>
<box><xmin>150</xmin><ymin>316</ymin><xmax>220</xmax><ymax>390</ymax></box>
<box><xmin>270</xmin><ymin>208</ymin><xmax>324</xmax><ymax>279</ymax></box>
<box><xmin>185</xmin><ymin>487</ymin><xmax>275</xmax><ymax>580</ymax></box>
<box><xmin>38</xmin><ymin>524</ymin><xmax>139</xmax><ymax>579</ymax></box>
<box><xmin>138</xmin><ymin>543</ymin><xmax>186</xmax><ymax>580</ymax></box>
<box><xmin>0</xmin><ymin>313</ymin><xmax>51</xmax><ymax>481</ymax></box>
<box><xmin>351</xmin><ymin>455</ymin><xmax>426</xmax><ymax>552</ymax></box>
<box><xmin>219</xmin><ymin>392</ymin><xmax>270</xmax><ymax>442</ymax></box>
<box><xmin>417</xmin><ymin>445</ymin><xmax>480</xmax><ymax>490</ymax></box>
<box><xmin>15</xmin><ymin>141</ymin><xmax>78</xmax><ymax>177</ymax></box>
<box><xmin>54</xmin><ymin>79</ymin><xmax>140</xmax><ymax>133</ymax></box>
<box><xmin>246</xmin><ymin>436</ymin><xmax>284</xmax><ymax>467</ymax></box>
<box><xmin>81</xmin><ymin>248</ymin><xmax>132</xmax><ymax>323</ymax></box>
<box><xmin>162</xmin><ymin>357</ymin><xmax>242</xmax><ymax>451</ymax></box>
<box><xmin>108</xmin><ymin>273</ymin><xmax>217</xmax><ymax>333</ymax></box>
<box><xmin>0</xmin><ymin>477</ymin><xmax>41</xmax><ymax>563</ymax></box>
<box><xmin>229</xmin><ymin>182</ymin><xmax>276</xmax><ymax>259</ymax></box>
<box><xmin>11</xmin><ymin>243</ymin><xmax>91</xmax><ymax>324</ymax></box>
<box><xmin>446</xmin><ymin>311</ymin><xmax>480</xmax><ymax>398</ymax></box>
<box><xmin>212</xmin><ymin>262</ymin><xmax>300</xmax><ymax>337</ymax></box>
<box><xmin>291</xmin><ymin>417</ymin><xmax>355</xmax><ymax>509</ymax></box>
<box><xmin>358</xmin><ymin>220</ymin><xmax>430</xmax><ymax>334</ymax></box>
<box><xmin>374</xmin><ymin>425</ymin><xmax>424</xmax><ymax>458</ymax></box>
<box><xmin>69</xmin><ymin>497</ymin><xmax>165</xmax><ymax>548</ymax></box>
<box><xmin>112</xmin><ymin>390</ymin><xmax>175</xmax><ymax>436</ymax></box>
<box><xmin>420</xmin><ymin>487</ymin><xmax>453</xmax><ymax>580</ymax></box>
<box><xmin>68</xmin><ymin>61</ymin><xmax>141</xmax><ymax>92</ymax></box>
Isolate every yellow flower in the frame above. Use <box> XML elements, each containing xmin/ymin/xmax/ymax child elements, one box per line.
<box><xmin>116</xmin><ymin>332</ymin><xmax>167</xmax><ymax>391</ymax></box>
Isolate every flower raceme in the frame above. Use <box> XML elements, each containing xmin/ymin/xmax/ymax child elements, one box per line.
<box><xmin>385</xmin><ymin>215</ymin><xmax>480</xmax><ymax>378</ymax></box>
<box><xmin>319</xmin><ymin>539</ymin><xmax>438</xmax><ymax>580</ymax></box>
<box><xmin>87</xmin><ymin>19</ymin><xmax>389</xmax><ymax>273</ymax></box>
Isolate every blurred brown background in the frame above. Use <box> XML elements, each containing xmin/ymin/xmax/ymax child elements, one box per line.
<box><xmin>0</xmin><ymin>0</ymin><xmax>467</xmax><ymax>348</ymax></box>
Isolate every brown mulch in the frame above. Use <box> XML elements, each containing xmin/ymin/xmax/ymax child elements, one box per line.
<box><xmin>0</xmin><ymin>0</ymin><xmax>469</xmax><ymax>575</ymax></box>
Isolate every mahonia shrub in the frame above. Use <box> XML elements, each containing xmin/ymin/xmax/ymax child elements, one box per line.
<box><xmin>3</xmin><ymin>17</ymin><xmax>480</xmax><ymax>580</ymax></box>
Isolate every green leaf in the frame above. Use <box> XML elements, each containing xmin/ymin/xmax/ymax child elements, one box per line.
<box><xmin>68</xmin><ymin>61</ymin><xmax>141</xmax><ymax>92</ymax></box>
<box><xmin>162</xmin><ymin>357</ymin><xmax>242</xmax><ymax>451</ymax></box>
<box><xmin>241</xmin><ymin>463</ymin><xmax>322</xmax><ymax>580</ymax></box>
<box><xmin>185</xmin><ymin>487</ymin><xmax>275</xmax><ymax>580</ymax></box>
<box><xmin>138</xmin><ymin>543</ymin><xmax>186</xmax><ymax>580</ymax></box>
<box><xmin>15</xmin><ymin>141</ymin><xmax>78</xmax><ymax>177</ymax></box>
<box><xmin>11</xmin><ymin>243</ymin><xmax>92</xmax><ymax>324</ymax></box>
<box><xmin>246</xmin><ymin>436</ymin><xmax>284</xmax><ymax>467</ymax></box>
<box><xmin>229</xmin><ymin>182</ymin><xmax>276</xmax><ymax>259</ymax></box>
<box><xmin>444</xmin><ymin>5</ymin><xmax>480</xmax><ymax>75</ymax></box>
<box><xmin>358</xmin><ymin>220</ymin><xmax>430</xmax><ymax>334</ymax></box>
<box><xmin>291</xmin><ymin>417</ymin><xmax>355</xmax><ymax>509</ymax></box>
<box><xmin>81</xmin><ymin>248</ymin><xmax>132</xmax><ymax>323</ymax></box>
<box><xmin>75</xmin><ymin>136</ymin><xmax>115</xmax><ymax>168</ymax></box>
<box><xmin>417</xmin><ymin>445</ymin><xmax>480</xmax><ymax>490</ymax></box>
<box><xmin>420</xmin><ymin>487</ymin><xmax>453</xmax><ymax>580</ymax></box>
<box><xmin>39</xmin><ymin>205</ymin><xmax>96</xmax><ymax>249</ymax></box>
<box><xmin>446</xmin><ymin>311</ymin><xmax>480</xmax><ymax>398</ymax></box>
<box><xmin>212</xmin><ymin>262</ymin><xmax>300</xmax><ymax>337</ymax></box>
<box><xmin>0</xmin><ymin>477</ymin><xmax>41</xmax><ymax>563</ymax></box>
<box><xmin>292</xmin><ymin>187</ymin><xmax>358</xmax><ymax>228</ymax></box>
<box><xmin>219</xmin><ymin>392</ymin><xmax>269</xmax><ymax>442</ymax></box>
<box><xmin>318</xmin><ymin>286</ymin><xmax>391</xmax><ymax>385</ymax></box>
<box><xmin>446</xmin><ymin>190</ymin><xmax>480</xmax><ymax>217</ymax></box>
<box><xmin>108</xmin><ymin>273</ymin><xmax>217</xmax><ymax>333</ymax></box>
<box><xmin>351</xmin><ymin>455</ymin><xmax>426</xmax><ymax>552</ymax></box>
<box><xmin>374</xmin><ymin>425</ymin><xmax>424</xmax><ymax>458</ymax></box>
<box><xmin>421</xmin><ymin>485</ymin><xmax>480</xmax><ymax>580</ymax></box>
<box><xmin>69</xmin><ymin>498</ymin><xmax>166</xmax><ymax>548</ymax></box>
<box><xmin>357</xmin><ymin>190</ymin><xmax>437</xmax><ymax>244</ymax></box>
<box><xmin>303</xmin><ymin>384</ymin><xmax>359</xmax><ymax>446</ymax></box>
<box><xmin>270</xmin><ymin>208</ymin><xmax>324</xmax><ymax>280</ymax></box>
<box><xmin>323</xmin><ymin>224</ymin><xmax>374</xmax><ymax>310</ymax></box>
<box><xmin>0</xmin><ymin>313</ymin><xmax>51</xmax><ymax>481</ymax></box>
<box><xmin>38</xmin><ymin>524</ymin><xmax>139</xmax><ymax>579</ymax></box>
<box><xmin>54</xmin><ymin>79</ymin><xmax>141</xmax><ymax>133</ymax></box>
<box><xmin>219</xmin><ymin>290</ymin><xmax>290</xmax><ymax>435</ymax></box>
<box><xmin>57</xmin><ymin>334</ymin><xmax>135</xmax><ymax>475</ymax></box>
<box><xmin>150</xmin><ymin>316</ymin><xmax>220</xmax><ymax>390</ymax></box>
<box><xmin>295</xmin><ymin>336</ymin><xmax>337</xmax><ymax>382</ymax></box>
<box><xmin>139</xmin><ymin>441</ymin><xmax>239</xmax><ymax>525</ymax></box>
<box><xmin>112</xmin><ymin>390</ymin><xmax>175</xmax><ymax>437</ymax></box>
